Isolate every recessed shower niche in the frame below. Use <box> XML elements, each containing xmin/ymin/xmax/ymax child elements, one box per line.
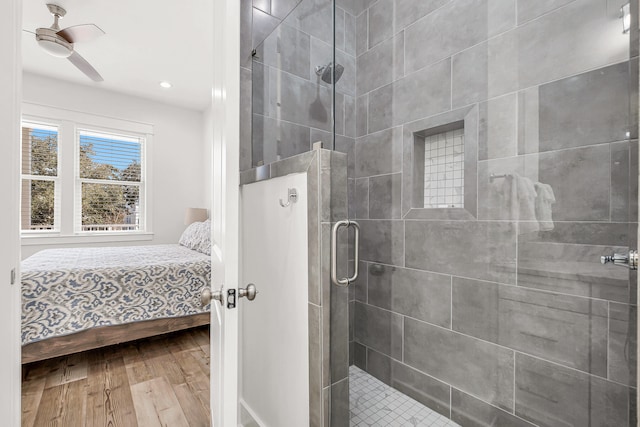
<box><xmin>402</xmin><ymin>106</ymin><xmax>478</xmax><ymax>220</ymax></box>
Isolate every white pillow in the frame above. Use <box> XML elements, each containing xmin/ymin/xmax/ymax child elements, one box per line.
<box><xmin>179</xmin><ymin>220</ymin><xmax>211</xmax><ymax>255</ymax></box>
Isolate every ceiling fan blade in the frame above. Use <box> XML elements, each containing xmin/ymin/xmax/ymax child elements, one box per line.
<box><xmin>57</xmin><ymin>24</ymin><xmax>105</xmax><ymax>43</ymax></box>
<box><xmin>22</xmin><ymin>29</ymin><xmax>37</xmax><ymax>35</ymax></box>
<box><xmin>67</xmin><ymin>51</ymin><xmax>103</xmax><ymax>82</ymax></box>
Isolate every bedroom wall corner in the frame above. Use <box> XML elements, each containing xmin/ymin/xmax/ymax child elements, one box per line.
<box><xmin>21</xmin><ymin>73</ymin><xmax>209</xmax><ymax>259</ymax></box>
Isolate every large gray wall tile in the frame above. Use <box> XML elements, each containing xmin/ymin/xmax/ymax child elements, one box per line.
<box><xmin>451</xmin><ymin>36</ymin><xmax>518</xmax><ymax>107</ymax></box>
<box><xmin>355</xmin><ymin>9</ymin><xmax>368</xmax><ymax>57</ymax></box>
<box><xmin>253</xmin><ymin>7</ymin><xmax>282</xmax><ymax>48</ymax></box>
<box><xmin>365</xmin><ymin>347</ymin><xmax>392</xmax><ymax>384</ymax></box>
<box><xmin>242</xmin><ymin>0</ymin><xmax>254</xmax><ymax>68</ymax></box>
<box><xmin>390</xmin><ymin>360</ymin><xmax>451</xmax><ymax>418</ymax></box>
<box><xmin>517</xmin><ymin>240</ymin><xmax>629</xmax><ymax>303</ymax></box>
<box><xmin>286</xmin><ymin>0</ymin><xmax>333</xmax><ymax>45</ymax></box>
<box><xmin>252</xmin><ymin>114</ymin><xmax>311</xmax><ymax>164</ymax></box>
<box><xmin>358</xmin><ymin>220</ymin><xmax>404</xmax><ymax>265</ymax></box>
<box><xmin>516</xmin><ymin>0</ymin><xmax>575</xmax><ymax>24</ymax></box>
<box><xmin>611</xmin><ymin>141</ymin><xmax>631</xmax><ymax>222</ymax></box>
<box><xmin>256</xmin><ymin>22</ymin><xmax>311</xmax><ymax>80</ymax></box>
<box><xmin>355</xmin><ymin>94</ymin><xmax>367</xmax><ymax>137</ymax></box>
<box><xmin>368</xmin><ymin>59</ymin><xmax>451</xmax><ymax>133</ymax></box>
<box><xmin>538</xmin><ymin>61</ymin><xmax>631</xmax><ymax>152</ymax></box>
<box><xmin>609</xmin><ymin>302</ymin><xmax>637</xmax><ymax>387</ymax></box>
<box><xmin>271</xmin><ymin>0</ymin><xmax>302</xmax><ymax>19</ymax></box>
<box><xmin>516</xmin><ymin>222</ymin><xmax>630</xmax><ymax>302</ymax></box>
<box><xmin>354</xmin><ymin>178</ymin><xmax>369</xmax><ymax>219</ymax></box>
<box><xmin>240</xmin><ymin>66</ymin><xmax>253</xmax><ymax>171</ymax></box>
<box><xmin>515</xmin><ymin>354</ymin><xmax>633</xmax><ymax>427</ymax></box>
<box><xmin>404</xmin><ymin>318</ymin><xmax>514</xmax><ymax>410</ymax></box>
<box><xmin>405</xmin><ymin>0</ymin><xmax>492</xmax><ymax>74</ymax></box>
<box><xmin>344</xmin><ymin>10</ymin><xmax>356</xmax><ymax>56</ymax></box>
<box><xmin>510</xmin><ymin>0</ymin><xmax>629</xmax><ymax>90</ymax></box>
<box><xmin>405</xmin><ymin>220</ymin><xmax>517</xmax><ymax>284</ymax></box>
<box><xmin>268</xmin><ymin>69</ymin><xmax>332</xmax><ymax>131</ymax></box>
<box><xmin>335</xmin><ymin>0</ymin><xmax>377</xmax><ymax>17</ymax></box>
<box><xmin>368</xmin><ymin>265</ymin><xmax>451</xmax><ymax>328</ymax></box>
<box><xmin>478</xmin><ymin>93</ymin><xmax>518</xmax><ymax>160</ymax></box>
<box><xmin>367</xmin><ymin>0</ymin><xmax>394</xmax><ymax>48</ymax></box>
<box><xmin>331</xmin><ymin>284</ymin><xmax>350</xmax><ymax>383</ymax></box>
<box><xmin>354</xmin><ymin>302</ymin><xmax>402</xmax><ymax>359</ymax></box>
<box><xmin>368</xmin><ymin>173</ymin><xmax>401</xmax><ymax>219</ymax></box>
<box><xmin>538</xmin><ymin>144</ymin><xmax>610</xmax><ymax>221</ymax></box>
<box><xmin>353</xmin><ymin>341</ymin><xmax>366</xmax><ymax>369</ymax></box>
<box><xmin>330</xmin><ymin>378</ymin><xmax>349</xmax><ymax>427</ymax></box>
<box><xmin>355</xmin><ymin>127</ymin><xmax>403</xmax><ymax>177</ymax></box>
<box><xmin>452</xmin><ymin>277</ymin><xmax>608</xmax><ymax>375</ymax></box>
<box><xmin>452</xmin><ymin>389</ymin><xmax>537</xmax><ymax>427</ymax></box>
<box><xmin>356</xmin><ymin>32</ymin><xmax>404</xmax><ymax>95</ymax></box>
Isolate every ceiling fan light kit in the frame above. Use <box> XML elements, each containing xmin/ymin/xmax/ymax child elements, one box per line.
<box><xmin>32</xmin><ymin>3</ymin><xmax>106</xmax><ymax>82</ymax></box>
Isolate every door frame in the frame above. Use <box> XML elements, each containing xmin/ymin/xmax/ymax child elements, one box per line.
<box><xmin>2</xmin><ymin>0</ymin><xmax>242</xmax><ymax>425</ymax></box>
<box><xmin>1</xmin><ymin>0</ymin><xmax>23</xmax><ymax>424</ymax></box>
<box><xmin>210</xmin><ymin>0</ymin><xmax>241</xmax><ymax>426</ymax></box>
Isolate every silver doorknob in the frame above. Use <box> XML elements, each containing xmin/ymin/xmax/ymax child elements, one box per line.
<box><xmin>238</xmin><ymin>283</ymin><xmax>258</xmax><ymax>301</ymax></box>
<box><xmin>201</xmin><ymin>287</ymin><xmax>224</xmax><ymax>306</ymax></box>
<box><xmin>601</xmin><ymin>250</ymin><xmax>638</xmax><ymax>270</ymax></box>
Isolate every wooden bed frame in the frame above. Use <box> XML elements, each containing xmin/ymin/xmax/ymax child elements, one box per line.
<box><xmin>21</xmin><ymin>312</ymin><xmax>210</xmax><ymax>364</ymax></box>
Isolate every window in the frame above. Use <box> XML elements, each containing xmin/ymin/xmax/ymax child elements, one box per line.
<box><xmin>77</xmin><ymin>130</ymin><xmax>144</xmax><ymax>232</ymax></box>
<box><xmin>20</xmin><ymin>108</ymin><xmax>151</xmax><ymax>240</ymax></box>
<box><xmin>20</xmin><ymin>122</ymin><xmax>60</xmax><ymax>232</ymax></box>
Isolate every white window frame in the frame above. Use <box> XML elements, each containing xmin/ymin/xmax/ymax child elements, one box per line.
<box><xmin>19</xmin><ymin>120</ymin><xmax>62</xmax><ymax>234</ymax></box>
<box><xmin>75</xmin><ymin>127</ymin><xmax>147</xmax><ymax>235</ymax></box>
<box><xmin>21</xmin><ymin>102</ymin><xmax>154</xmax><ymax>245</ymax></box>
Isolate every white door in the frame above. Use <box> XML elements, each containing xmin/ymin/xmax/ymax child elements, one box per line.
<box><xmin>1</xmin><ymin>0</ymin><xmax>24</xmax><ymax>424</ymax></box>
<box><xmin>210</xmin><ymin>0</ymin><xmax>241</xmax><ymax>426</ymax></box>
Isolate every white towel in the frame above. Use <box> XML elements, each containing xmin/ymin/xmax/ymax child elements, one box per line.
<box><xmin>501</xmin><ymin>174</ymin><xmax>538</xmax><ymax>233</ymax></box>
<box><xmin>534</xmin><ymin>182</ymin><xmax>555</xmax><ymax>231</ymax></box>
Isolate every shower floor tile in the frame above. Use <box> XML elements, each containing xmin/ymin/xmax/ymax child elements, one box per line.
<box><xmin>349</xmin><ymin>366</ymin><xmax>460</xmax><ymax>427</ymax></box>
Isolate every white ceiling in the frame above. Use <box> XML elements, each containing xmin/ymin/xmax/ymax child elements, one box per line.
<box><xmin>22</xmin><ymin>0</ymin><xmax>214</xmax><ymax>111</ymax></box>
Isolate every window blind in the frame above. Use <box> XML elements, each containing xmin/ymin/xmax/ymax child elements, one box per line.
<box><xmin>77</xmin><ymin>129</ymin><xmax>144</xmax><ymax>232</ymax></box>
<box><xmin>21</xmin><ymin>122</ymin><xmax>60</xmax><ymax>231</ymax></box>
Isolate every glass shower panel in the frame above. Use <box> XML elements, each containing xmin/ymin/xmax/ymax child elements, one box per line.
<box><xmin>340</xmin><ymin>0</ymin><xmax>639</xmax><ymax>426</ymax></box>
<box><xmin>251</xmin><ymin>0</ymin><xmax>345</xmax><ymax>167</ymax></box>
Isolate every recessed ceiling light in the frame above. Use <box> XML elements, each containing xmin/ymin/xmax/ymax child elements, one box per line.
<box><xmin>159</xmin><ymin>81</ymin><xmax>172</xmax><ymax>89</ymax></box>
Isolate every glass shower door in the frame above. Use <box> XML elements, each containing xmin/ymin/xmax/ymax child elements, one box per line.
<box><xmin>338</xmin><ymin>0</ymin><xmax>639</xmax><ymax>426</ymax></box>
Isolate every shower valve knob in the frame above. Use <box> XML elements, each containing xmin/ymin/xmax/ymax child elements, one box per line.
<box><xmin>601</xmin><ymin>250</ymin><xmax>637</xmax><ymax>270</ymax></box>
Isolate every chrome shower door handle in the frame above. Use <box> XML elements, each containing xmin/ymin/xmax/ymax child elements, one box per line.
<box><xmin>601</xmin><ymin>250</ymin><xmax>638</xmax><ymax>270</ymax></box>
<box><xmin>331</xmin><ymin>220</ymin><xmax>360</xmax><ymax>287</ymax></box>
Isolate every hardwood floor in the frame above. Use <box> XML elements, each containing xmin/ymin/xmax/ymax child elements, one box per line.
<box><xmin>21</xmin><ymin>326</ymin><xmax>211</xmax><ymax>427</ymax></box>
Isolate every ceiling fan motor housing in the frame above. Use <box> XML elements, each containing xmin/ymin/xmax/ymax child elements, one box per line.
<box><xmin>36</xmin><ymin>27</ymin><xmax>73</xmax><ymax>58</ymax></box>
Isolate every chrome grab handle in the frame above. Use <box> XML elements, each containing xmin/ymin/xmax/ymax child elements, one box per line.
<box><xmin>601</xmin><ymin>250</ymin><xmax>637</xmax><ymax>270</ymax></box>
<box><xmin>331</xmin><ymin>220</ymin><xmax>360</xmax><ymax>287</ymax></box>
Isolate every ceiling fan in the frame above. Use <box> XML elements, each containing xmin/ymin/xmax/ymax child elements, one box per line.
<box><xmin>26</xmin><ymin>3</ymin><xmax>105</xmax><ymax>82</ymax></box>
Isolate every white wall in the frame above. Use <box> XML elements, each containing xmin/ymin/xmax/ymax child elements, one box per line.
<box><xmin>21</xmin><ymin>72</ymin><xmax>209</xmax><ymax>259</ymax></box>
<box><xmin>240</xmin><ymin>173</ymin><xmax>309</xmax><ymax>426</ymax></box>
<box><xmin>203</xmin><ymin>103</ymin><xmax>213</xmax><ymax>210</ymax></box>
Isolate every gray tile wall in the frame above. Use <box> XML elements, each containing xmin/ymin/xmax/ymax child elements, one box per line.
<box><xmin>349</xmin><ymin>0</ymin><xmax>639</xmax><ymax>426</ymax></box>
<box><xmin>243</xmin><ymin>0</ymin><xmax>357</xmax><ymax>170</ymax></box>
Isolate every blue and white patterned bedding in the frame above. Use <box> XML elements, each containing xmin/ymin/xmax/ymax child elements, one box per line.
<box><xmin>21</xmin><ymin>244</ymin><xmax>211</xmax><ymax>346</ymax></box>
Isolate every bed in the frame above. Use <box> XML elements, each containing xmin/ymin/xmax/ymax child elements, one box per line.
<box><xmin>21</xmin><ymin>221</ymin><xmax>212</xmax><ymax>364</ymax></box>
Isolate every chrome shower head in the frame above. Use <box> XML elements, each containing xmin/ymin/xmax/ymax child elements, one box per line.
<box><xmin>315</xmin><ymin>62</ymin><xmax>345</xmax><ymax>84</ymax></box>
